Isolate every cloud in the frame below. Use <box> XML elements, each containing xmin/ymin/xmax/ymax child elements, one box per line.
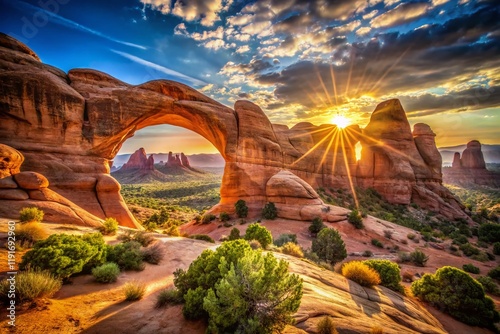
<box><xmin>141</xmin><ymin>0</ymin><xmax>172</xmax><ymax>14</ymax></box>
<box><xmin>110</xmin><ymin>49</ymin><xmax>205</xmax><ymax>86</ymax></box>
<box><xmin>202</xmin><ymin>39</ymin><xmax>227</xmax><ymax>50</ymax></box>
<box><xmin>236</xmin><ymin>45</ymin><xmax>250</xmax><ymax>54</ymax></box>
<box><xmin>356</xmin><ymin>27</ymin><xmax>372</xmax><ymax>36</ymax></box>
<box><xmin>371</xmin><ymin>2</ymin><xmax>429</xmax><ymax>28</ymax></box>
<box><xmin>9</xmin><ymin>0</ymin><xmax>147</xmax><ymax>50</ymax></box>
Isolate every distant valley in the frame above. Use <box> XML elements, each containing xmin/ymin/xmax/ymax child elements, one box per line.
<box><xmin>113</xmin><ymin>152</ymin><xmax>225</xmax><ymax>168</ymax></box>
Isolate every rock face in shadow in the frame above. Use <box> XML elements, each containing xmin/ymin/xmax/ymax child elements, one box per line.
<box><xmin>0</xmin><ymin>34</ymin><xmax>470</xmax><ymax>226</ymax></box>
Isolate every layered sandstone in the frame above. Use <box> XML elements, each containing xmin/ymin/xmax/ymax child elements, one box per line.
<box><xmin>120</xmin><ymin>148</ymin><xmax>154</xmax><ymax>171</ymax></box>
<box><xmin>0</xmin><ymin>34</ymin><xmax>471</xmax><ymax>225</ymax></box>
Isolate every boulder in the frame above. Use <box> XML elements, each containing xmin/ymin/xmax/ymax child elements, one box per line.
<box><xmin>0</xmin><ymin>176</ymin><xmax>18</xmax><ymax>189</ymax></box>
<box><xmin>14</xmin><ymin>171</ymin><xmax>49</xmax><ymax>189</ymax></box>
<box><xmin>0</xmin><ymin>189</ymin><xmax>29</xmax><ymax>200</ymax></box>
<box><xmin>0</xmin><ymin>144</ymin><xmax>23</xmax><ymax>178</ymax></box>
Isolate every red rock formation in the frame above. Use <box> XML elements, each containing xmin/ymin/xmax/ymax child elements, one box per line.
<box><xmin>146</xmin><ymin>155</ymin><xmax>154</xmax><ymax>170</ymax></box>
<box><xmin>121</xmin><ymin>148</ymin><xmax>150</xmax><ymax>170</ymax></box>
<box><xmin>180</xmin><ymin>153</ymin><xmax>190</xmax><ymax>167</ymax></box>
<box><xmin>461</xmin><ymin>140</ymin><xmax>486</xmax><ymax>169</ymax></box>
<box><xmin>452</xmin><ymin>152</ymin><xmax>462</xmax><ymax>168</ymax></box>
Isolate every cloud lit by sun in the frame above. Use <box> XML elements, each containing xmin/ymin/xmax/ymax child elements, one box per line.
<box><xmin>331</xmin><ymin>114</ymin><xmax>351</xmax><ymax>129</ymax></box>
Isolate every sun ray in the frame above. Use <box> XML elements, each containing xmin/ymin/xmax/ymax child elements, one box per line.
<box><xmin>340</xmin><ymin>129</ymin><xmax>360</xmax><ymax>209</ymax></box>
<box><xmin>330</xmin><ymin>64</ymin><xmax>339</xmax><ymax>106</ymax></box>
<box><xmin>291</xmin><ymin>128</ymin><xmax>336</xmax><ymax>166</ymax></box>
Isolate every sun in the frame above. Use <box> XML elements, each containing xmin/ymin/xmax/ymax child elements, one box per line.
<box><xmin>331</xmin><ymin>114</ymin><xmax>351</xmax><ymax>129</ymax></box>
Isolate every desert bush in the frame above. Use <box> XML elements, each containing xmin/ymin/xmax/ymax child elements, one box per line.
<box><xmin>189</xmin><ymin>234</ymin><xmax>215</xmax><ymax>243</ymax></box>
<box><xmin>383</xmin><ymin>229</ymin><xmax>394</xmax><ymax>239</ymax></box>
<box><xmin>493</xmin><ymin>242</ymin><xmax>500</xmax><ymax>255</ymax></box>
<box><xmin>411</xmin><ymin>266</ymin><xmax>500</xmax><ymax>328</ymax></box>
<box><xmin>304</xmin><ymin>249</ymin><xmax>320</xmax><ymax>263</ymax></box>
<box><xmin>156</xmin><ymin>287</ymin><xmax>183</xmax><ymax>308</ymax></box>
<box><xmin>173</xmin><ymin>240</ymin><xmax>303</xmax><ymax>333</ymax></box>
<box><xmin>141</xmin><ymin>242</ymin><xmax>165</xmax><ymax>264</ymax></box>
<box><xmin>347</xmin><ymin>209</ymin><xmax>364</xmax><ymax>229</ymax></box>
<box><xmin>165</xmin><ymin>225</ymin><xmax>180</xmax><ymax>236</ymax></box>
<box><xmin>15</xmin><ymin>223</ymin><xmax>47</xmax><ymax>247</ymax></box>
<box><xmin>309</xmin><ymin>217</ymin><xmax>326</xmax><ymax>234</ymax></box>
<box><xmin>20</xmin><ymin>233</ymin><xmax>104</xmax><ymax>279</ymax></box>
<box><xmin>312</xmin><ymin>228</ymin><xmax>347</xmax><ymax>266</ymax></box>
<box><xmin>118</xmin><ymin>230</ymin><xmax>155</xmax><ymax>247</ymax></box>
<box><xmin>397</xmin><ymin>252</ymin><xmax>411</xmax><ymax>263</ymax></box>
<box><xmin>123</xmin><ymin>281</ymin><xmax>146</xmax><ymax>301</ymax></box>
<box><xmin>201</xmin><ymin>213</ymin><xmax>216</xmax><ymax>224</ymax></box>
<box><xmin>235</xmin><ymin>199</ymin><xmax>248</xmax><ymax>218</ymax></box>
<box><xmin>274</xmin><ymin>233</ymin><xmax>297</xmax><ymax>247</ymax></box>
<box><xmin>81</xmin><ymin>233</ymin><xmax>108</xmax><ymax>272</ymax></box>
<box><xmin>219</xmin><ymin>212</ymin><xmax>230</xmax><ymax>222</ymax></box>
<box><xmin>100</xmin><ymin>218</ymin><xmax>119</xmax><ymax>235</ymax></box>
<box><xmin>364</xmin><ymin>259</ymin><xmax>404</xmax><ymax>293</ymax></box>
<box><xmin>244</xmin><ymin>223</ymin><xmax>273</xmax><ymax>249</ymax></box>
<box><xmin>248</xmin><ymin>239</ymin><xmax>262</xmax><ymax>249</ymax></box>
<box><xmin>92</xmin><ymin>262</ymin><xmax>120</xmax><ymax>283</ymax></box>
<box><xmin>107</xmin><ymin>241</ymin><xmax>144</xmax><ymax>271</ymax></box>
<box><xmin>262</xmin><ymin>202</ymin><xmax>278</xmax><ymax>220</ymax></box>
<box><xmin>342</xmin><ymin>261</ymin><xmax>381</xmax><ymax>287</ymax></box>
<box><xmin>477</xmin><ymin>276</ymin><xmax>500</xmax><ymax>295</ymax></box>
<box><xmin>362</xmin><ymin>250</ymin><xmax>373</xmax><ymax>257</ymax></box>
<box><xmin>410</xmin><ymin>249</ymin><xmax>429</xmax><ymax>267</ymax></box>
<box><xmin>228</xmin><ymin>227</ymin><xmax>241</xmax><ymax>241</ymax></box>
<box><xmin>19</xmin><ymin>207</ymin><xmax>44</xmax><ymax>223</ymax></box>
<box><xmin>462</xmin><ymin>263</ymin><xmax>480</xmax><ymax>274</ymax></box>
<box><xmin>407</xmin><ymin>233</ymin><xmax>416</xmax><ymax>240</ymax></box>
<box><xmin>371</xmin><ymin>239</ymin><xmax>383</xmax><ymax>248</ymax></box>
<box><xmin>316</xmin><ymin>316</ymin><xmax>338</xmax><ymax>334</ymax></box>
<box><xmin>281</xmin><ymin>242</ymin><xmax>304</xmax><ymax>258</ymax></box>
<box><xmin>0</xmin><ymin>269</ymin><xmax>61</xmax><ymax>304</ymax></box>
<box><xmin>478</xmin><ymin>223</ymin><xmax>500</xmax><ymax>243</ymax></box>
<box><xmin>487</xmin><ymin>266</ymin><xmax>500</xmax><ymax>280</ymax></box>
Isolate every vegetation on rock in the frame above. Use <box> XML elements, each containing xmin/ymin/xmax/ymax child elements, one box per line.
<box><xmin>261</xmin><ymin>202</ymin><xmax>278</xmax><ymax>219</ymax></box>
<box><xmin>309</xmin><ymin>217</ymin><xmax>326</xmax><ymax>234</ymax></box>
<box><xmin>347</xmin><ymin>209</ymin><xmax>364</xmax><ymax>229</ymax></box>
<box><xmin>92</xmin><ymin>263</ymin><xmax>120</xmax><ymax>283</ymax></box>
<box><xmin>235</xmin><ymin>199</ymin><xmax>249</xmax><ymax>218</ymax></box>
<box><xmin>100</xmin><ymin>217</ymin><xmax>119</xmax><ymax>235</ymax></box>
<box><xmin>364</xmin><ymin>259</ymin><xmax>404</xmax><ymax>293</ymax></box>
<box><xmin>0</xmin><ymin>269</ymin><xmax>61</xmax><ymax>304</ymax></box>
<box><xmin>107</xmin><ymin>241</ymin><xmax>145</xmax><ymax>271</ymax></box>
<box><xmin>311</xmin><ymin>228</ymin><xmax>347</xmax><ymax>266</ymax></box>
<box><xmin>244</xmin><ymin>223</ymin><xmax>273</xmax><ymax>249</ymax></box>
<box><xmin>342</xmin><ymin>261</ymin><xmax>381</xmax><ymax>287</ymax></box>
<box><xmin>19</xmin><ymin>207</ymin><xmax>44</xmax><ymax>223</ymax></box>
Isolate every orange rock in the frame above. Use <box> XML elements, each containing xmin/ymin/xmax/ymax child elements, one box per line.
<box><xmin>14</xmin><ymin>171</ymin><xmax>49</xmax><ymax>189</ymax></box>
<box><xmin>0</xmin><ymin>189</ymin><xmax>29</xmax><ymax>200</ymax></box>
<box><xmin>0</xmin><ymin>144</ymin><xmax>23</xmax><ymax>178</ymax></box>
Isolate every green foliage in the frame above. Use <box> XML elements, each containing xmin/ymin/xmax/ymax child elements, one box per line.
<box><xmin>141</xmin><ymin>242</ymin><xmax>165</xmax><ymax>264</ymax></box>
<box><xmin>15</xmin><ymin>223</ymin><xmax>48</xmax><ymax>247</ymax></box>
<box><xmin>202</xmin><ymin>249</ymin><xmax>303</xmax><ymax>334</ymax></box>
<box><xmin>244</xmin><ymin>223</ymin><xmax>273</xmax><ymax>249</ymax></box>
<box><xmin>100</xmin><ymin>217</ymin><xmax>119</xmax><ymax>235</ymax></box>
<box><xmin>312</xmin><ymin>228</ymin><xmax>347</xmax><ymax>266</ymax></box>
<box><xmin>248</xmin><ymin>239</ymin><xmax>262</xmax><ymax>249</ymax></box>
<box><xmin>143</xmin><ymin>207</ymin><xmax>170</xmax><ymax>229</ymax></box>
<box><xmin>156</xmin><ymin>288</ymin><xmax>183</xmax><ymax>308</ymax></box>
<box><xmin>107</xmin><ymin>241</ymin><xmax>145</xmax><ymax>271</ymax></box>
<box><xmin>228</xmin><ymin>227</ymin><xmax>241</xmax><ymax>241</ymax></box>
<box><xmin>235</xmin><ymin>199</ymin><xmax>249</xmax><ymax>218</ymax></box>
<box><xmin>262</xmin><ymin>202</ymin><xmax>278</xmax><ymax>220</ymax></box>
<box><xmin>274</xmin><ymin>233</ymin><xmax>297</xmax><ymax>247</ymax></box>
<box><xmin>316</xmin><ymin>316</ymin><xmax>338</xmax><ymax>334</ymax></box>
<box><xmin>488</xmin><ymin>266</ymin><xmax>500</xmax><ymax>280</ymax></box>
<box><xmin>123</xmin><ymin>281</ymin><xmax>146</xmax><ymax>301</ymax></box>
<box><xmin>189</xmin><ymin>234</ymin><xmax>215</xmax><ymax>243</ymax></box>
<box><xmin>410</xmin><ymin>249</ymin><xmax>429</xmax><ymax>267</ymax></box>
<box><xmin>81</xmin><ymin>233</ymin><xmax>108</xmax><ymax>272</ymax></box>
<box><xmin>118</xmin><ymin>230</ymin><xmax>155</xmax><ymax>247</ymax></box>
<box><xmin>459</xmin><ymin>243</ymin><xmax>480</xmax><ymax>257</ymax></box>
<box><xmin>342</xmin><ymin>261</ymin><xmax>381</xmax><ymax>287</ymax></box>
<box><xmin>371</xmin><ymin>239</ymin><xmax>383</xmax><ymax>248</ymax></box>
<box><xmin>309</xmin><ymin>217</ymin><xmax>326</xmax><ymax>234</ymax></box>
<box><xmin>219</xmin><ymin>211</ymin><xmax>230</xmax><ymax>222</ymax></box>
<box><xmin>477</xmin><ymin>276</ymin><xmax>500</xmax><ymax>295</ymax></box>
<box><xmin>20</xmin><ymin>233</ymin><xmax>104</xmax><ymax>279</ymax></box>
<box><xmin>19</xmin><ymin>207</ymin><xmax>44</xmax><ymax>223</ymax></box>
<box><xmin>281</xmin><ymin>242</ymin><xmax>304</xmax><ymax>258</ymax></box>
<box><xmin>478</xmin><ymin>223</ymin><xmax>500</xmax><ymax>243</ymax></box>
<box><xmin>347</xmin><ymin>209</ymin><xmax>364</xmax><ymax>229</ymax></box>
<box><xmin>364</xmin><ymin>259</ymin><xmax>404</xmax><ymax>293</ymax></box>
<box><xmin>92</xmin><ymin>262</ymin><xmax>120</xmax><ymax>283</ymax></box>
<box><xmin>0</xmin><ymin>269</ymin><xmax>61</xmax><ymax>304</ymax></box>
<box><xmin>452</xmin><ymin>235</ymin><xmax>469</xmax><ymax>245</ymax></box>
<box><xmin>493</xmin><ymin>242</ymin><xmax>500</xmax><ymax>255</ymax></box>
<box><xmin>411</xmin><ymin>266</ymin><xmax>500</xmax><ymax>328</ymax></box>
<box><xmin>201</xmin><ymin>213</ymin><xmax>216</xmax><ymax>224</ymax></box>
<box><xmin>462</xmin><ymin>263</ymin><xmax>480</xmax><ymax>274</ymax></box>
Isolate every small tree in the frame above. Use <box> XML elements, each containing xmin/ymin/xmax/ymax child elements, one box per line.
<box><xmin>244</xmin><ymin>223</ymin><xmax>273</xmax><ymax>249</ymax></box>
<box><xmin>262</xmin><ymin>202</ymin><xmax>278</xmax><ymax>220</ymax></box>
<box><xmin>410</xmin><ymin>249</ymin><xmax>429</xmax><ymax>267</ymax></box>
<box><xmin>309</xmin><ymin>217</ymin><xmax>326</xmax><ymax>234</ymax></box>
<box><xmin>228</xmin><ymin>227</ymin><xmax>241</xmax><ymax>241</ymax></box>
<box><xmin>235</xmin><ymin>200</ymin><xmax>249</xmax><ymax>218</ymax></box>
<box><xmin>219</xmin><ymin>212</ymin><xmax>230</xmax><ymax>222</ymax></box>
<box><xmin>100</xmin><ymin>217</ymin><xmax>119</xmax><ymax>235</ymax></box>
<box><xmin>19</xmin><ymin>207</ymin><xmax>44</xmax><ymax>223</ymax></box>
<box><xmin>347</xmin><ymin>209</ymin><xmax>363</xmax><ymax>229</ymax></box>
<box><xmin>312</xmin><ymin>228</ymin><xmax>347</xmax><ymax>266</ymax></box>
<box><xmin>364</xmin><ymin>259</ymin><xmax>404</xmax><ymax>293</ymax></box>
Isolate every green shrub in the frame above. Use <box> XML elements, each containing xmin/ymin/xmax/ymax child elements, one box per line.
<box><xmin>19</xmin><ymin>207</ymin><xmax>44</xmax><ymax>223</ymax></box>
<box><xmin>15</xmin><ymin>223</ymin><xmax>47</xmax><ymax>247</ymax></box>
<box><xmin>493</xmin><ymin>242</ymin><xmax>500</xmax><ymax>255</ymax></box>
<box><xmin>201</xmin><ymin>213</ymin><xmax>216</xmax><ymax>224</ymax></box>
<box><xmin>141</xmin><ymin>242</ymin><xmax>165</xmax><ymax>264</ymax></box>
<box><xmin>235</xmin><ymin>199</ymin><xmax>248</xmax><ymax>218</ymax></box>
<box><xmin>156</xmin><ymin>287</ymin><xmax>183</xmax><ymax>308</ymax></box>
<box><xmin>478</xmin><ymin>223</ymin><xmax>500</xmax><ymax>243</ymax></box>
<box><xmin>118</xmin><ymin>230</ymin><xmax>155</xmax><ymax>247</ymax></box>
<box><xmin>371</xmin><ymin>239</ymin><xmax>383</xmax><ymax>248</ymax></box>
<box><xmin>262</xmin><ymin>202</ymin><xmax>278</xmax><ymax>220</ymax></box>
<box><xmin>362</xmin><ymin>250</ymin><xmax>373</xmax><ymax>257</ymax></box>
<box><xmin>342</xmin><ymin>261</ymin><xmax>381</xmax><ymax>287</ymax></box>
<box><xmin>228</xmin><ymin>227</ymin><xmax>241</xmax><ymax>241</ymax></box>
<box><xmin>364</xmin><ymin>259</ymin><xmax>404</xmax><ymax>293</ymax></box>
<box><xmin>107</xmin><ymin>241</ymin><xmax>144</xmax><ymax>271</ymax></box>
<box><xmin>407</xmin><ymin>233</ymin><xmax>416</xmax><ymax>240</ymax></box>
<box><xmin>281</xmin><ymin>242</ymin><xmax>304</xmax><ymax>258</ymax></box>
<box><xmin>174</xmin><ymin>240</ymin><xmax>302</xmax><ymax>333</ymax></box>
<box><xmin>244</xmin><ymin>223</ymin><xmax>273</xmax><ymax>249</ymax></box>
<box><xmin>123</xmin><ymin>281</ymin><xmax>146</xmax><ymax>301</ymax></box>
<box><xmin>459</xmin><ymin>243</ymin><xmax>480</xmax><ymax>257</ymax></box>
<box><xmin>100</xmin><ymin>218</ymin><xmax>119</xmax><ymax>235</ymax></box>
<box><xmin>189</xmin><ymin>234</ymin><xmax>215</xmax><ymax>243</ymax></box>
<box><xmin>410</xmin><ymin>249</ymin><xmax>429</xmax><ymax>267</ymax></box>
<box><xmin>487</xmin><ymin>266</ymin><xmax>500</xmax><ymax>280</ymax></box>
<box><xmin>92</xmin><ymin>263</ymin><xmax>120</xmax><ymax>283</ymax></box>
<box><xmin>452</xmin><ymin>235</ymin><xmax>469</xmax><ymax>245</ymax></box>
<box><xmin>411</xmin><ymin>266</ymin><xmax>500</xmax><ymax>328</ymax></box>
<box><xmin>398</xmin><ymin>252</ymin><xmax>411</xmax><ymax>263</ymax></box>
<box><xmin>20</xmin><ymin>233</ymin><xmax>104</xmax><ymax>279</ymax></box>
<box><xmin>274</xmin><ymin>233</ymin><xmax>297</xmax><ymax>247</ymax></box>
<box><xmin>477</xmin><ymin>276</ymin><xmax>500</xmax><ymax>295</ymax></box>
<box><xmin>0</xmin><ymin>269</ymin><xmax>61</xmax><ymax>304</ymax></box>
<box><xmin>219</xmin><ymin>212</ymin><xmax>230</xmax><ymax>222</ymax></box>
<box><xmin>81</xmin><ymin>233</ymin><xmax>108</xmax><ymax>272</ymax></box>
<box><xmin>309</xmin><ymin>217</ymin><xmax>326</xmax><ymax>234</ymax></box>
<box><xmin>347</xmin><ymin>209</ymin><xmax>364</xmax><ymax>229</ymax></box>
<box><xmin>312</xmin><ymin>228</ymin><xmax>347</xmax><ymax>266</ymax></box>
<box><xmin>462</xmin><ymin>263</ymin><xmax>480</xmax><ymax>274</ymax></box>
<box><xmin>316</xmin><ymin>316</ymin><xmax>338</xmax><ymax>334</ymax></box>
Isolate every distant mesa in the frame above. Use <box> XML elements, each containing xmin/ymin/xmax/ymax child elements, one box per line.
<box><xmin>120</xmin><ymin>147</ymin><xmax>154</xmax><ymax>171</ymax></box>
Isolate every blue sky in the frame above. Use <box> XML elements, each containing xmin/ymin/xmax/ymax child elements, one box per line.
<box><xmin>1</xmin><ymin>0</ymin><xmax>499</xmax><ymax>154</ymax></box>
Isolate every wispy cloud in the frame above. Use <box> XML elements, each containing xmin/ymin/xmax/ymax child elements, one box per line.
<box><xmin>9</xmin><ymin>0</ymin><xmax>147</xmax><ymax>50</ymax></box>
<box><xmin>110</xmin><ymin>49</ymin><xmax>206</xmax><ymax>86</ymax></box>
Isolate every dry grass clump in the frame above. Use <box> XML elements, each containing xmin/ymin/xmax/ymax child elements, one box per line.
<box><xmin>123</xmin><ymin>281</ymin><xmax>146</xmax><ymax>301</ymax></box>
<box><xmin>341</xmin><ymin>261</ymin><xmax>381</xmax><ymax>287</ymax></box>
<box><xmin>281</xmin><ymin>242</ymin><xmax>304</xmax><ymax>258</ymax></box>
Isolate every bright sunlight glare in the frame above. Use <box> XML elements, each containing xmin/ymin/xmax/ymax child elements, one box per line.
<box><xmin>331</xmin><ymin>114</ymin><xmax>351</xmax><ymax>129</ymax></box>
